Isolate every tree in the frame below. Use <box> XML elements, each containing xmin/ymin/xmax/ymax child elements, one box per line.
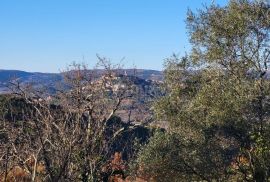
<box><xmin>0</xmin><ymin>58</ymin><xmax>144</xmax><ymax>181</ymax></box>
<box><xmin>136</xmin><ymin>0</ymin><xmax>270</xmax><ymax>181</ymax></box>
<box><xmin>187</xmin><ymin>0</ymin><xmax>270</xmax><ymax>180</ymax></box>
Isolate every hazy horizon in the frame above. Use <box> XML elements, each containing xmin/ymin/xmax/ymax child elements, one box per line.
<box><xmin>0</xmin><ymin>67</ymin><xmax>164</xmax><ymax>74</ymax></box>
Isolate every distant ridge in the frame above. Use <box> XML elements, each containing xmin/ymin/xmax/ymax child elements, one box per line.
<box><xmin>0</xmin><ymin>69</ymin><xmax>163</xmax><ymax>93</ymax></box>
<box><xmin>0</xmin><ymin>70</ymin><xmax>34</xmax><ymax>82</ymax></box>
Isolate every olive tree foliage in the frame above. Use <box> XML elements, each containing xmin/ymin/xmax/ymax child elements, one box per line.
<box><xmin>136</xmin><ymin>56</ymin><xmax>235</xmax><ymax>182</ymax></box>
<box><xmin>137</xmin><ymin>0</ymin><xmax>270</xmax><ymax>181</ymax></box>
<box><xmin>187</xmin><ymin>0</ymin><xmax>270</xmax><ymax>180</ymax></box>
<box><xmin>0</xmin><ymin>58</ymin><xmax>138</xmax><ymax>181</ymax></box>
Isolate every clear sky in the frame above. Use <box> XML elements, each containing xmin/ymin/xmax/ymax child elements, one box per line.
<box><xmin>0</xmin><ymin>0</ymin><xmax>227</xmax><ymax>73</ymax></box>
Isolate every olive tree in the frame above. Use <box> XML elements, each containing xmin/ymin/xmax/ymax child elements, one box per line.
<box><xmin>136</xmin><ymin>0</ymin><xmax>270</xmax><ymax>181</ymax></box>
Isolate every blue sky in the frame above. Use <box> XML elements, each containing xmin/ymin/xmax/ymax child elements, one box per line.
<box><xmin>0</xmin><ymin>0</ymin><xmax>227</xmax><ymax>73</ymax></box>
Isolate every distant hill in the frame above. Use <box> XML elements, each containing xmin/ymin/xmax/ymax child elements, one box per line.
<box><xmin>122</xmin><ymin>69</ymin><xmax>163</xmax><ymax>81</ymax></box>
<box><xmin>0</xmin><ymin>70</ymin><xmax>33</xmax><ymax>82</ymax></box>
<box><xmin>0</xmin><ymin>70</ymin><xmax>62</xmax><ymax>93</ymax></box>
<box><xmin>0</xmin><ymin>69</ymin><xmax>163</xmax><ymax>94</ymax></box>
